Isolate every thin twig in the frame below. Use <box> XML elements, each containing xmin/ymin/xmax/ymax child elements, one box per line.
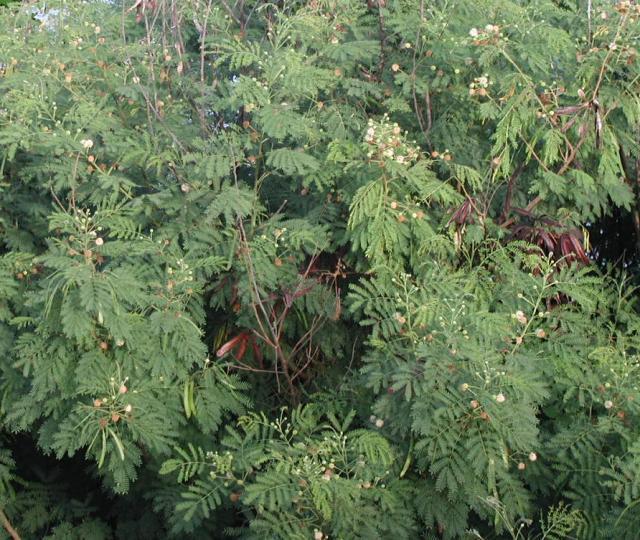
<box><xmin>219</xmin><ymin>0</ymin><xmax>242</xmax><ymax>27</ymax></box>
<box><xmin>375</xmin><ymin>0</ymin><xmax>387</xmax><ymax>78</ymax></box>
<box><xmin>592</xmin><ymin>12</ymin><xmax>629</xmax><ymax>102</ymax></box>
<box><xmin>410</xmin><ymin>0</ymin><xmax>430</xmax><ymax>140</ymax></box>
<box><xmin>587</xmin><ymin>0</ymin><xmax>592</xmax><ymax>45</ymax></box>
<box><xmin>197</xmin><ymin>0</ymin><xmax>214</xmax><ymax>135</ymax></box>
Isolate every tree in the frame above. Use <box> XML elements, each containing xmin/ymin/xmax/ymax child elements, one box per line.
<box><xmin>0</xmin><ymin>0</ymin><xmax>639</xmax><ymax>538</ymax></box>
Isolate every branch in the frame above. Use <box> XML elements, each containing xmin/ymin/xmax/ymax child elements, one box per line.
<box><xmin>502</xmin><ymin>121</ymin><xmax>592</xmax><ymax>228</ymax></box>
<box><xmin>219</xmin><ymin>0</ymin><xmax>242</xmax><ymax>28</ymax></box>
<box><xmin>196</xmin><ymin>0</ymin><xmax>214</xmax><ymax>135</ymax></box>
<box><xmin>0</xmin><ymin>509</ymin><xmax>20</xmax><ymax>540</ymax></box>
<box><xmin>410</xmin><ymin>0</ymin><xmax>431</xmax><ymax>141</ymax></box>
<box><xmin>592</xmin><ymin>12</ymin><xmax>629</xmax><ymax>102</ymax></box>
<box><xmin>374</xmin><ymin>0</ymin><xmax>387</xmax><ymax>78</ymax></box>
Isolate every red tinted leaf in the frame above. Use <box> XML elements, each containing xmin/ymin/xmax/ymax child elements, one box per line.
<box><xmin>234</xmin><ymin>338</ymin><xmax>248</xmax><ymax>361</ymax></box>
<box><xmin>216</xmin><ymin>333</ymin><xmax>247</xmax><ymax>357</ymax></box>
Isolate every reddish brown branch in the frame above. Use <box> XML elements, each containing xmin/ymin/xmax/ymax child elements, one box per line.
<box><xmin>0</xmin><ymin>509</ymin><xmax>20</xmax><ymax>540</ymax></box>
<box><xmin>499</xmin><ymin>164</ymin><xmax>524</xmax><ymax>224</ymax></box>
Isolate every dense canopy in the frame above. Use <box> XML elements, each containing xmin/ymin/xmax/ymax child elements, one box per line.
<box><xmin>0</xmin><ymin>0</ymin><xmax>639</xmax><ymax>538</ymax></box>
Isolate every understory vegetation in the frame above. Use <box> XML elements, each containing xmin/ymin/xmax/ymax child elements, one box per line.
<box><xmin>0</xmin><ymin>0</ymin><xmax>639</xmax><ymax>538</ymax></box>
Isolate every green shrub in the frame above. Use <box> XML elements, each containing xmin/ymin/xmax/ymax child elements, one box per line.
<box><xmin>0</xmin><ymin>0</ymin><xmax>639</xmax><ymax>538</ymax></box>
